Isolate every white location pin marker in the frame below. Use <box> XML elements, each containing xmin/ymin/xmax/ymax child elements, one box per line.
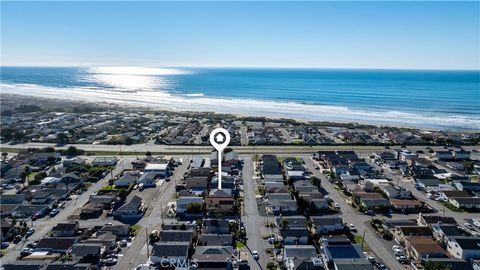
<box><xmin>209</xmin><ymin>127</ymin><xmax>231</xmax><ymax>190</ymax></box>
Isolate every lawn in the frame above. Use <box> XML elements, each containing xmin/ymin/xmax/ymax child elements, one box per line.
<box><xmin>130</xmin><ymin>224</ymin><xmax>141</xmax><ymax>236</ymax></box>
<box><xmin>236</xmin><ymin>240</ymin><xmax>246</xmax><ymax>249</ymax></box>
<box><xmin>353</xmin><ymin>235</ymin><xmax>370</xmax><ymax>252</ymax></box>
<box><xmin>26</xmin><ymin>172</ymin><xmax>38</xmax><ymax>181</ymax></box>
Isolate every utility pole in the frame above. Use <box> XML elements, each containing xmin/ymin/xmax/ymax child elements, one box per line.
<box><xmin>361</xmin><ymin>229</ymin><xmax>366</xmax><ymax>251</ymax></box>
<box><xmin>145</xmin><ymin>227</ymin><xmax>150</xmax><ymax>263</ymax></box>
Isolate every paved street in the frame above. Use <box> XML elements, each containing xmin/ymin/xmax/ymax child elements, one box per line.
<box><xmin>278</xmin><ymin>128</ymin><xmax>293</xmax><ymax>144</ymax></box>
<box><xmin>360</xmin><ymin>153</ymin><xmax>480</xmax><ymax>223</ymax></box>
<box><xmin>116</xmin><ymin>161</ymin><xmax>189</xmax><ymax>269</ymax></box>
<box><xmin>4</xmin><ymin>142</ymin><xmax>476</xmax><ymax>155</ymax></box>
<box><xmin>1</xmin><ymin>158</ymin><xmax>127</xmax><ymax>263</ymax></box>
<box><xmin>242</xmin><ymin>156</ymin><xmax>271</xmax><ymax>270</ymax></box>
<box><xmin>240</xmin><ymin>125</ymin><xmax>249</xmax><ymax>146</ymax></box>
<box><xmin>304</xmin><ymin>156</ymin><xmax>405</xmax><ymax>270</ymax></box>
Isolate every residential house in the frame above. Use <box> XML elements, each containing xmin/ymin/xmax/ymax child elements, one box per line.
<box><xmin>206</xmin><ymin>189</ymin><xmax>235</xmax><ymax>212</ymax></box>
<box><xmin>88</xmin><ymin>195</ymin><xmax>115</xmax><ymax>209</ymax></box>
<box><xmin>397</xmin><ymin>226</ymin><xmax>433</xmax><ymax>242</ymax></box>
<box><xmin>417</xmin><ymin>214</ymin><xmax>457</xmax><ymax>227</ymax></box>
<box><xmin>150</xmin><ymin>241</ymin><xmax>190</xmax><ymax>266</ymax></box>
<box><xmin>271</xmin><ymin>199</ymin><xmax>298</xmax><ymax>216</ymax></box>
<box><xmin>321</xmin><ymin>237</ymin><xmax>372</xmax><ymax>270</ymax></box>
<box><xmin>0</xmin><ymin>204</ymin><xmax>18</xmax><ymax>217</ymax></box>
<box><xmin>52</xmin><ymin>222</ymin><xmax>79</xmax><ymax>237</ymax></box>
<box><xmin>311</xmin><ymin>216</ymin><xmax>344</xmax><ymax>234</ymax></box>
<box><xmin>2</xmin><ymin>261</ymin><xmax>49</xmax><ymax>270</ymax></box>
<box><xmin>159</xmin><ymin>230</ymin><xmax>194</xmax><ymax>245</ymax></box>
<box><xmin>69</xmin><ymin>243</ymin><xmax>103</xmax><ymax>264</ymax></box>
<box><xmin>36</xmin><ymin>237</ymin><xmax>77</xmax><ymax>253</ymax></box>
<box><xmin>0</xmin><ymin>194</ymin><xmax>25</xmax><ymax>204</ymax></box>
<box><xmin>85</xmin><ymin>232</ymin><xmax>117</xmax><ymax>252</ymax></box>
<box><xmin>92</xmin><ymin>157</ymin><xmax>118</xmax><ymax>167</ymax></box>
<box><xmin>98</xmin><ymin>224</ymin><xmax>130</xmax><ymax>237</ymax></box>
<box><xmin>137</xmin><ymin>172</ymin><xmax>157</xmax><ymax>187</ymax></box>
<box><xmin>11</xmin><ymin>205</ymin><xmax>49</xmax><ymax>219</ymax></box>
<box><xmin>45</xmin><ymin>261</ymin><xmax>92</xmax><ymax>270</ymax></box>
<box><xmin>114</xmin><ymin>174</ymin><xmax>138</xmax><ymax>188</ymax></box>
<box><xmin>390</xmin><ymin>199</ymin><xmax>423</xmax><ymax>212</ymax></box>
<box><xmin>204</xmin><ymin>219</ymin><xmax>230</xmax><ymax>234</ymax></box>
<box><xmin>383</xmin><ymin>185</ymin><xmax>413</xmax><ymax>199</ymax></box>
<box><xmin>276</xmin><ymin>216</ymin><xmax>308</xmax><ymax>229</ymax></box>
<box><xmin>198</xmin><ymin>234</ymin><xmax>233</xmax><ymax>246</ymax></box>
<box><xmin>404</xmin><ymin>237</ymin><xmax>445</xmax><ymax>260</ymax></box>
<box><xmin>144</xmin><ymin>163</ymin><xmax>170</xmax><ymax>177</ymax></box>
<box><xmin>192</xmin><ymin>246</ymin><xmax>234</xmax><ymax>270</ymax></box>
<box><xmin>176</xmin><ymin>196</ymin><xmax>203</xmax><ymax>217</ymax></box>
<box><xmin>281</xmin><ymin>227</ymin><xmax>309</xmax><ymax>245</ymax></box>
<box><xmin>113</xmin><ymin>195</ymin><xmax>144</xmax><ymax>220</ymax></box>
<box><xmin>453</xmin><ymin>151</ymin><xmax>471</xmax><ymax>160</ymax></box>
<box><xmin>420</xmin><ymin>258</ymin><xmax>473</xmax><ymax>270</ymax></box>
<box><xmin>432</xmin><ymin>224</ymin><xmax>466</xmax><ymax>245</ymax></box>
<box><xmin>283</xmin><ymin>245</ymin><xmax>319</xmax><ymax>270</ymax></box>
<box><xmin>354</xmin><ymin>192</ymin><xmax>391</xmax><ymax>209</ymax></box>
<box><xmin>435</xmin><ymin>151</ymin><xmax>454</xmax><ymax>161</ymax></box>
<box><xmin>447</xmin><ymin>237</ymin><xmax>480</xmax><ymax>260</ymax></box>
<box><xmin>453</xmin><ymin>181</ymin><xmax>480</xmax><ymax>192</ymax></box>
<box><xmin>62</xmin><ymin>157</ymin><xmax>85</xmax><ymax>168</ymax></box>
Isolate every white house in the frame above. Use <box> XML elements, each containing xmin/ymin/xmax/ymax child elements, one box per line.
<box><xmin>144</xmin><ymin>163</ymin><xmax>170</xmax><ymax>177</ymax></box>
<box><xmin>447</xmin><ymin>237</ymin><xmax>480</xmax><ymax>260</ymax></box>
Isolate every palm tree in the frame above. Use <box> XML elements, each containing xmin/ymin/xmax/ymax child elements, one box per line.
<box><xmin>280</xmin><ymin>218</ymin><xmax>289</xmax><ymax>231</ymax></box>
<box><xmin>464</xmin><ymin>161</ymin><xmax>475</xmax><ymax>176</ymax></box>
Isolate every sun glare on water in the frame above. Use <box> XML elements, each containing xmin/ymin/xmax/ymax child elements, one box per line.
<box><xmin>86</xmin><ymin>66</ymin><xmax>189</xmax><ymax>91</ymax></box>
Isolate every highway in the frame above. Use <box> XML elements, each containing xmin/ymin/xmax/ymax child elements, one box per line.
<box><xmin>2</xmin><ymin>142</ymin><xmax>477</xmax><ymax>155</ymax></box>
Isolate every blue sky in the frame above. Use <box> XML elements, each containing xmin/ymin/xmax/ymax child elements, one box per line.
<box><xmin>1</xmin><ymin>1</ymin><xmax>479</xmax><ymax>69</ymax></box>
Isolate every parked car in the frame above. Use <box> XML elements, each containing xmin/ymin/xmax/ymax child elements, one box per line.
<box><xmin>26</xmin><ymin>228</ymin><xmax>35</xmax><ymax>237</ymax></box>
<box><xmin>464</xmin><ymin>223</ymin><xmax>475</xmax><ymax>230</ymax></box>
<box><xmin>50</xmin><ymin>208</ymin><xmax>59</xmax><ymax>217</ymax></box>
<box><xmin>13</xmin><ymin>235</ymin><xmax>22</xmax><ymax>243</ymax></box>
<box><xmin>1</xmin><ymin>242</ymin><xmax>10</xmax><ymax>249</ymax></box>
<box><xmin>252</xmin><ymin>250</ymin><xmax>259</xmax><ymax>260</ymax></box>
<box><xmin>105</xmin><ymin>258</ymin><xmax>118</xmax><ymax>266</ymax></box>
<box><xmin>392</xmin><ymin>245</ymin><xmax>401</xmax><ymax>251</ymax></box>
<box><xmin>20</xmin><ymin>248</ymin><xmax>33</xmax><ymax>257</ymax></box>
<box><xmin>397</xmin><ymin>255</ymin><xmax>408</xmax><ymax>264</ymax></box>
<box><xmin>348</xmin><ymin>224</ymin><xmax>357</xmax><ymax>232</ymax></box>
<box><xmin>393</xmin><ymin>248</ymin><xmax>405</xmax><ymax>256</ymax></box>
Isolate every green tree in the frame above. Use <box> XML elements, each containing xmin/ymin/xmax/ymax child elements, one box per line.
<box><xmin>424</xmin><ymin>261</ymin><xmax>450</xmax><ymax>270</ymax></box>
<box><xmin>65</xmin><ymin>146</ymin><xmax>83</xmax><ymax>157</ymax></box>
<box><xmin>311</xmin><ymin>176</ymin><xmax>321</xmax><ymax>187</ymax></box>
<box><xmin>186</xmin><ymin>202</ymin><xmax>202</xmax><ymax>213</ymax></box>
<box><xmin>56</xmin><ymin>133</ymin><xmax>69</xmax><ymax>144</ymax></box>
<box><xmin>280</xmin><ymin>218</ymin><xmax>289</xmax><ymax>231</ymax></box>
<box><xmin>464</xmin><ymin>161</ymin><xmax>475</xmax><ymax>176</ymax></box>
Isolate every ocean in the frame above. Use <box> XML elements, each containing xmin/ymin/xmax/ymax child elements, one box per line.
<box><xmin>1</xmin><ymin>66</ymin><xmax>479</xmax><ymax>130</ymax></box>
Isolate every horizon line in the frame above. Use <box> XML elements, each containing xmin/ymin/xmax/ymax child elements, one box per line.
<box><xmin>1</xmin><ymin>65</ymin><xmax>479</xmax><ymax>72</ymax></box>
